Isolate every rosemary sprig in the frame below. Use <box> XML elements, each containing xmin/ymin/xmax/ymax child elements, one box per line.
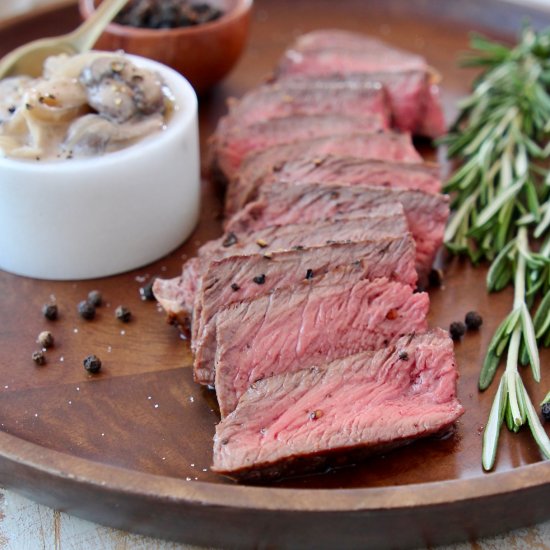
<box><xmin>442</xmin><ymin>27</ymin><xmax>550</xmax><ymax>469</ymax></box>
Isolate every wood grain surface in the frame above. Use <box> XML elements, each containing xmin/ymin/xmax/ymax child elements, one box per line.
<box><xmin>0</xmin><ymin>1</ymin><xmax>549</xmax><ymax>548</ymax></box>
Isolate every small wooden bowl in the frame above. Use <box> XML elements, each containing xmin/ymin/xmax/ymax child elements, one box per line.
<box><xmin>79</xmin><ymin>0</ymin><xmax>253</xmax><ymax>93</ymax></box>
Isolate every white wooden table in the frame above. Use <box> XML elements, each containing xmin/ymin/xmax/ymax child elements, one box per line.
<box><xmin>1</xmin><ymin>1</ymin><xmax>550</xmax><ymax>548</ymax></box>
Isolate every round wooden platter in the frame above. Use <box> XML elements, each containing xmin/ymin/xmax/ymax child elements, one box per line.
<box><xmin>1</xmin><ymin>1</ymin><xmax>550</xmax><ymax>548</ymax></box>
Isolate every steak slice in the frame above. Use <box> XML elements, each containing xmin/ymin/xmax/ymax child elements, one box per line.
<box><xmin>286</xmin><ymin>29</ymin><xmax>429</xmax><ymax>64</ymax></box>
<box><xmin>194</xmin><ymin>234</ymin><xmax>416</xmax><ymax>386</ymax></box>
<box><xmin>224</xmin><ymin>80</ymin><xmax>390</xmax><ymax>130</ymax></box>
<box><xmin>231</xmin><ymin>132</ymin><xmax>422</xmax><ymax>208</ymax></box>
<box><xmin>153</xmin><ymin>207</ymin><xmax>409</xmax><ymax>329</ymax></box>
<box><xmin>211</xmin><ymin>113</ymin><xmax>388</xmax><ymax>183</ymax></box>
<box><xmin>212</xmin><ymin>329</ymin><xmax>463</xmax><ymax>482</ymax></box>
<box><xmin>226</xmin><ymin>156</ymin><xmax>441</xmax><ymax>217</ymax></box>
<box><xmin>225</xmin><ymin>181</ymin><xmax>449</xmax><ymax>278</ymax></box>
<box><xmin>214</xmin><ymin>266</ymin><xmax>429</xmax><ymax>416</ymax></box>
<box><xmin>274</xmin><ymin>72</ymin><xmax>445</xmax><ymax>137</ymax></box>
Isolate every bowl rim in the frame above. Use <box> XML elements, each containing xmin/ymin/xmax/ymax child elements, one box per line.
<box><xmin>0</xmin><ymin>53</ymin><xmax>198</xmax><ymax>173</ymax></box>
<box><xmin>79</xmin><ymin>0</ymin><xmax>253</xmax><ymax>37</ymax></box>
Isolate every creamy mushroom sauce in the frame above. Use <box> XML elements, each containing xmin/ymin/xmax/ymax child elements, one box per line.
<box><xmin>0</xmin><ymin>52</ymin><xmax>174</xmax><ymax>161</ymax></box>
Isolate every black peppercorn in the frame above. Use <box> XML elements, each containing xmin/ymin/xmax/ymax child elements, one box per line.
<box><xmin>87</xmin><ymin>290</ymin><xmax>102</xmax><ymax>307</ymax></box>
<box><xmin>253</xmin><ymin>274</ymin><xmax>266</xmax><ymax>285</ymax></box>
<box><xmin>37</xmin><ymin>331</ymin><xmax>54</xmax><ymax>349</ymax></box>
<box><xmin>32</xmin><ymin>350</ymin><xmax>46</xmax><ymax>366</ymax></box>
<box><xmin>42</xmin><ymin>303</ymin><xmax>58</xmax><ymax>321</ymax></box>
<box><xmin>541</xmin><ymin>402</ymin><xmax>550</xmax><ymax>421</ymax></box>
<box><xmin>115</xmin><ymin>305</ymin><xmax>132</xmax><ymax>322</ymax></box>
<box><xmin>78</xmin><ymin>300</ymin><xmax>96</xmax><ymax>320</ymax></box>
<box><xmin>222</xmin><ymin>232</ymin><xmax>238</xmax><ymax>247</ymax></box>
<box><xmin>140</xmin><ymin>279</ymin><xmax>157</xmax><ymax>301</ymax></box>
<box><xmin>398</xmin><ymin>350</ymin><xmax>409</xmax><ymax>361</ymax></box>
<box><xmin>83</xmin><ymin>354</ymin><xmax>102</xmax><ymax>373</ymax></box>
<box><xmin>231</xmin><ymin>283</ymin><xmax>240</xmax><ymax>291</ymax></box>
<box><xmin>305</xmin><ymin>269</ymin><xmax>314</xmax><ymax>280</ymax></box>
<box><xmin>449</xmin><ymin>321</ymin><xmax>466</xmax><ymax>341</ymax></box>
<box><xmin>465</xmin><ymin>311</ymin><xmax>483</xmax><ymax>330</ymax></box>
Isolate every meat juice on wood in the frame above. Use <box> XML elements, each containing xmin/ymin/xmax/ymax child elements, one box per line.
<box><xmin>0</xmin><ymin>52</ymin><xmax>175</xmax><ymax>161</ymax></box>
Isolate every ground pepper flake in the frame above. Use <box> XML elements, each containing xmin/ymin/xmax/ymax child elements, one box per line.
<box><xmin>253</xmin><ymin>274</ymin><xmax>266</xmax><ymax>285</ymax></box>
<box><xmin>398</xmin><ymin>350</ymin><xmax>409</xmax><ymax>361</ymax></box>
<box><xmin>222</xmin><ymin>232</ymin><xmax>238</xmax><ymax>247</ymax></box>
<box><xmin>231</xmin><ymin>282</ymin><xmax>240</xmax><ymax>291</ymax></box>
<box><xmin>140</xmin><ymin>278</ymin><xmax>157</xmax><ymax>301</ymax></box>
<box><xmin>305</xmin><ymin>268</ymin><xmax>314</xmax><ymax>280</ymax></box>
<box><xmin>309</xmin><ymin>410</ymin><xmax>324</xmax><ymax>420</ymax></box>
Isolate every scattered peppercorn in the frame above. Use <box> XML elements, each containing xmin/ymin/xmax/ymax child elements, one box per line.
<box><xmin>42</xmin><ymin>303</ymin><xmax>58</xmax><ymax>320</ymax></box>
<box><xmin>449</xmin><ymin>321</ymin><xmax>466</xmax><ymax>341</ymax></box>
<box><xmin>140</xmin><ymin>278</ymin><xmax>157</xmax><ymax>301</ymax></box>
<box><xmin>78</xmin><ymin>300</ymin><xmax>96</xmax><ymax>320</ymax></box>
<box><xmin>222</xmin><ymin>232</ymin><xmax>238</xmax><ymax>247</ymax></box>
<box><xmin>83</xmin><ymin>354</ymin><xmax>102</xmax><ymax>373</ymax></box>
<box><xmin>230</xmin><ymin>283</ymin><xmax>240</xmax><ymax>291</ymax></box>
<box><xmin>465</xmin><ymin>311</ymin><xmax>483</xmax><ymax>330</ymax></box>
<box><xmin>305</xmin><ymin>269</ymin><xmax>314</xmax><ymax>280</ymax></box>
<box><xmin>37</xmin><ymin>331</ymin><xmax>54</xmax><ymax>349</ymax></box>
<box><xmin>541</xmin><ymin>402</ymin><xmax>550</xmax><ymax>421</ymax></box>
<box><xmin>428</xmin><ymin>268</ymin><xmax>444</xmax><ymax>288</ymax></box>
<box><xmin>253</xmin><ymin>274</ymin><xmax>266</xmax><ymax>285</ymax></box>
<box><xmin>32</xmin><ymin>350</ymin><xmax>46</xmax><ymax>366</ymax></box>
<box><xmin>87</xmin><ymin>290</ymin><xmax>102</xmax><ymax>307</ymax></box>
<box><xmin>115</xmin><ymin>305</ymin><xmax>132</xmax><ymax>322</ymax></box>
<box><xmin>398</xmin><ymin>350</ymin><xmax>409</xmax><ymax>361</ymax></box>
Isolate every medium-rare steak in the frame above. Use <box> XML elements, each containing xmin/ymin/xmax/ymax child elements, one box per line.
<box><xmin>153</xmin><ymin>207</ymin><xmax>409</xmax><ymax>329</ymax></box>
<box><xmin>226</xmin><ymin>156</ymin><xmax>441</xmax><ymax>216</ymax></box>
<box><xmin>231</xmin><ymin>132</ymin><xmax>422</xmax><ymax>209</ymax></box>
<box><xmin>214</xmin><ymin>266</ymin><xmax>430</xmax><ymax>416</ymax></box>
<box><xmin>225</xmin><ymin>181</ymin><xmax>449</xmax><ymax>277</ymax></box>
<box><xmin>274</xmin><ymin>30</ymin><xmax>445</xmax><ymax>137</ymax></box>
<box><xmin>286</xmin><ymin>29</ymin><xmax>428</xmax><ymax>63</ymax></box>
<box><xmin>193</xmin><ymin>234</ymin><xmax>417</xmax><ymax>386</ymax></box>
<box><xmin>211</xmin><ymin>113</ymin><xmax>388</xmax><ymax>183</ymax></box>
<box><xmin>223</xmin><ymin>81</ymin><xmax>390</xmax><ymax>130</ymax></box>
<box><xmin>274</xmin><ymin>72</ymin><xmax>444</xmax><ymax>137</ymax></box>
<box><xmin>212</xmin><ymin>329</ymin><xmax>463</xmax><ymax>481</ymax></box>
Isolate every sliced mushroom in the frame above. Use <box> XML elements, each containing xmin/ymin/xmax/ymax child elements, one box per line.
<box><xmin>63</xmin><ymin>113</ymin><xmax>164</xmax><ymax>156</ymax></box>
<box><xmin>80</xmin><ymin>56</ymin><xmax>165</xmax><ymax>123</ymax></box>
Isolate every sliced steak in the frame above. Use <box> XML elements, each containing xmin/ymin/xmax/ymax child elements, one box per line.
<box><xmin>153</xmin><ymin>207</ymin><xmax>408</xmax><ymax>329</ymax></box>
<box><xmin>286</xmin><ymin>29</ymin><xmax>429</xmax><ymax>64</ymax></box>
<box><xmin>226</xmin><ymin>181</ymin><xmax>449</xmax><ymax>278</ymax></box>
<box><xmin>211</xmin><ymin>113</ymin><xmax>387</xmax><ymax>183</ymax></box>
<box><xmin>214</xmin><ymin>266</ymin><xmax>430</xmax><ymax>416</ymax></box>
<box><xmin>232</xmin><ymin>132</ymin><xmax>422</xmax><ymax>208</ymax></box>
<box><xmin>226</xmin><ymin>156</ymin><xmax>441</xmax><ymax>217</ymax></box>
<box><xmin>224</xmin><ymin>80</ymin><xmax>390</xmax><ymax>130</ymax></box>
<box><xmin>194</xmin><ymin>234</ymin><xmax>416</xmax><ymax>386</ymax></box>
<box><xmin>274</xmin><ymin>72</ymin><xmax>444</xmax><ymax>137</ymax></box>
<box><xmin>213</xmin><ymin>329</ymin><xmax>463</xmax><ymax>482</ymax></box>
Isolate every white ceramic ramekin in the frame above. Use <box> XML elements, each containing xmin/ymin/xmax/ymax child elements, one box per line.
<box><xmin>0</xmin><ymin>54</ymin><xmax>200</xmax><ymax>280</ymax></box>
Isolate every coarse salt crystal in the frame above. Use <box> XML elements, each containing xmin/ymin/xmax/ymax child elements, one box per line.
<box><xmin>154</xmin><ymin>404</ymin><xmax>159</xmax><ymax>409</ymax></box>
<box><xmin>189</xmin><ymin>396</ymin><xmax>195</xmax><ymax>403</ymax></box>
